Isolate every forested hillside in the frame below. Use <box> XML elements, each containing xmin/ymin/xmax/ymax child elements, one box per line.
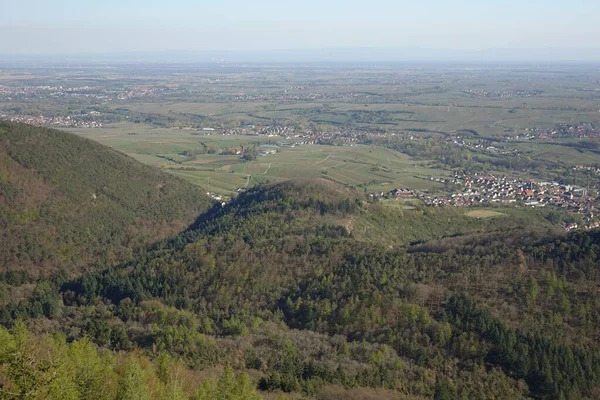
<box><xmin>0</xmin><ymin>321</ymin><xmax>264</xmax><ymax>400</ymax></box>
<box><xmin>2</xmin><ymin>173</ymin><xmax>599</xmax><ymax>399</ymax></box>
<box><xmin>0</xmin><ymin>122</ymin><xmax>212</xmax><ymax>278</ymax></box>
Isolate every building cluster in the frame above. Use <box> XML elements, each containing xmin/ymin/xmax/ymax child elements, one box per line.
<box><xmin>0</xmin><ymin>84</ymin><xmax>111</xmax><ymax>101</ymax></box>
<box><xmin>0</xmin><ymin>113</ymin><xmax>103</xmax><ymax>128</ymax></box>
<box><xmin>214</xmin><ymin>124</ymin><xmax>376</xmax><ymax>145</ymax></box>
<box><xmin>0</xmin><ymin>84</ymin><xmax>98</xmax><ymax>95</ymax></box>
<box><xmin>573</xmin><ymin>164</ymin><xmax>600</xmax><ymax>174</ymax></box>
<box><xmin>448</xmin><ymin>137</ymin><xmax>520</xmax><ymax>156</ymax></box>
<box><xmin>462</xmin><ymin>89</ymin><xmax>543</xmax><ymax>98</ymax></box>
<box><xmin>380</xmin><ymin>79</ymin><xmax>429</xmax><ymax>85</ymax></box>
<box><xmin>0</xmin><ymin>84</ymin><xmax>178</xmax><ymax>103</ymax></box>
<box><xmin>228</xmin><ymin>92</ymin><xmax>366</xmax><ymax>101</ymax></box>
<box><xmin>205</xmin><ymin>192</ymin><xmax>226</xmax><ymax>204</ymax></box>
<box><xmin>257</xmin><ymin>125</ymin><xmax>296</xmax><ymax>136</ymax></box>
<box><xmin>419</xmin><ymin>172</ymin><xmax>599</xmax><ymax>228</ymax></box>
<box><xmin>369</xmin><ymin>188</ymin><xmax>417</xmax><ymax>201</ymax></box>
<box><xmin>564</xmin><ymin>221</ymin><xmax>600</xmax><ymax>232</ymax></box>
<box><xmin>501</xmin><ymin>123</ymin><xmax>600</xmax><ymax>141</ymax></box>
<box><xmin>207</xmin><ymin>125</ymin><xmax>299</xmax><ymax>137</ymax></box>
<box><xmin>257</xmin><ymin>144</ymin><xmax>278</xmax><ymax>156</ymax></box>
<box><xmin>455</xmin><ymin>173</ymin><xmax>591</xmax><ymax>207</ymax></box>
<box><xmin>536</xmin><ymin>123</ymin><xmax>600</xmax><ymax>139</ymax></box>
<box><xmin>116</xmin><ymin>87</ymin><xmax>164</xmax><ymax>100</ymax></box>
<box><xmin>219</xmin><ymin>127</ymin><xmax>256</xmax><ymax>135</ymax></box>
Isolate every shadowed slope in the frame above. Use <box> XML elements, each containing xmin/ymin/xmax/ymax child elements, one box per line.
<box><xmin>0</xmin><ymin>121</ymin><xmax>212</xmax><ymax>277</ymax></box>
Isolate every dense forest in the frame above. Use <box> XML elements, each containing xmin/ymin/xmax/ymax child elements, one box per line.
<box><xmin>1</xmin><ymin>123</ymin><xmax>600</xmax><ymax>399</ymax></box>
<box><xmin>0</xmin><ymin>121</ymin><xmax>212</xmax><ymax>278</ymax></box>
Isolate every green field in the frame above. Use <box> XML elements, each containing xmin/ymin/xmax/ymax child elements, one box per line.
<box><xmin>69</xmin><ymin>125</ymin><xmax>448</xmax><ymax>196</ymax></box>
<box><xmin>465</xmin><ymin>209</ymin><xmax>506</xmax><ymax>219</ymax></box>
<box><xmin>513</xmin><ymin>141</ymin><xmax>600</xmax><ymax>165</ymax></box>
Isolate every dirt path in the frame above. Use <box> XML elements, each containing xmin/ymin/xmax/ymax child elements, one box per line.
<box><xmin>263</xmin><ymin>163</ymin><xmax>272</xmax><ymax>175</ymax></box>
<box><xmin>314</xmin><ymin>153</ymin><xmax>332</xmax><ymax>165</ymax></box>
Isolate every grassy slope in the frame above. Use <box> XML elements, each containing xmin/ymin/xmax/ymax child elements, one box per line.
<box><xmin>0</xmin><ymin>121</ymin><xmax>213</xmax><ymax>277</ymax></box>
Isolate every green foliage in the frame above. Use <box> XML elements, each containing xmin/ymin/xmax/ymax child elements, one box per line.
<box><xmin>0</xmin><ymin>121</ymin><xmax>212</xmax><ymax>278</ymax></box>
<box><xmin>195</xmin><ymin>368</ymin><xmax>261</xmax><ymax>400</ymax></box>
<box><xmin>2</xmin><ymin>162</ymin><xmax>600</xmax><ymax>399</ymax></box>
<box><xmin>117</xmin><ymin>359</ymin><xmax>151</xmax><ymax>400</ymax></box>
<box><xmin>443</xmin><ymin>294</ymin><xmax>600</xmax><ymax>398</ymax></box>
<box><xmin>527</xmin><ymin>276</ymin><xmax>539</xmax><ymax>304</ymax></box>
<box><xmin>0</xmin><ymin>323</ymin><xmax>260</xmax><ymax>400</ymax></box>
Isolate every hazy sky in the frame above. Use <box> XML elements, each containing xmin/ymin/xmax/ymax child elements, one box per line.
<box><xmin>1</xmin><ymin>0</ymin><xmax>599</xmax><ymax>55</ymax></box>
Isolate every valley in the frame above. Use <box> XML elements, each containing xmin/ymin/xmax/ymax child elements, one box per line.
<box><xmin>1</xmin><ymin>62</ymin><xmax>600</xmax><ymax>399</ymax></box>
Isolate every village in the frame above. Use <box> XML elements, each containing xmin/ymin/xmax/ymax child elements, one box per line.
<box><xmin>447</xmin><ymin>136</ymin><xmax>521</xmax><ymax>156</ymax></box>
<box><xmin>0</xmin><ymin>113</ymin><xmax>104</xmax><ymax>128</ymax></box>
<box><xmin>228</xmin><ymin>91</ymin><xmax>366</xmax><ymax>102</ymax></box>
<box><xmin>462</xmin><ymin>88</ymin><xmax>543</xmax><ymax>98</ymax></box>
<box><xmin>502</xmin><ymin>122</ymin><xmax>600</xmax><ymax>140</ymax></box>
<box><xmin>534</xmin><ymin>122</ymin><xmax>600</xmax><ymax>139</ymax></box>
<box><xmin>414</xmin><ymin>172</ymin><xmax>599</xmax><ymax>230</ymax></box>
<box><xmin>206</xmin><ymin>124</ymin><xmax>372</xmax><ymax>145</ymax></box>
<box><xmin>370</xmin><ymin>171</ymin><xmax>600</xmax><ymax>231</ymax></box>
<box><xmin>363</xmin><ymin>161</ymin><xmax>600</xmax><ymax>230</ymax></box>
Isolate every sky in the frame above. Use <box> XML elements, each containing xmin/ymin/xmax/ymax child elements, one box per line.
<box><xmin>1</xmin><ymin>0</ymin><xmax>599</xmax><ymax>59</ymax></box>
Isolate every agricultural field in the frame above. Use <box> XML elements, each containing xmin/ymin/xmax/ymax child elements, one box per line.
<box><xmin>4</xmin><ymin>62</ymin><xmax>600</xmax><ymax>198</ymax></box>
<box><xmin>69</xmin><ymin>125</ymin><xmax>448</xmax><ymax>196</ymax></box>
<box><xmin>3</xmin><ymin>63</ymin><xmax>600</xmax><ymax>135</ymax></box>
<box><xmin>511</xmin><ymin>140</ymin><xmax>600</xmax><ymax>165</ymax></box>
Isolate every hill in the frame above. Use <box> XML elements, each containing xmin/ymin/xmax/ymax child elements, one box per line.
<box><xmin>0</xmin><ymin>121</ymin><xmax>212</xmax><ymax>279</ymax></box>
<box><xmin>2</xmin><ymin>177</ymin><xmax>599</xmax><ymax>399</ymax></box>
